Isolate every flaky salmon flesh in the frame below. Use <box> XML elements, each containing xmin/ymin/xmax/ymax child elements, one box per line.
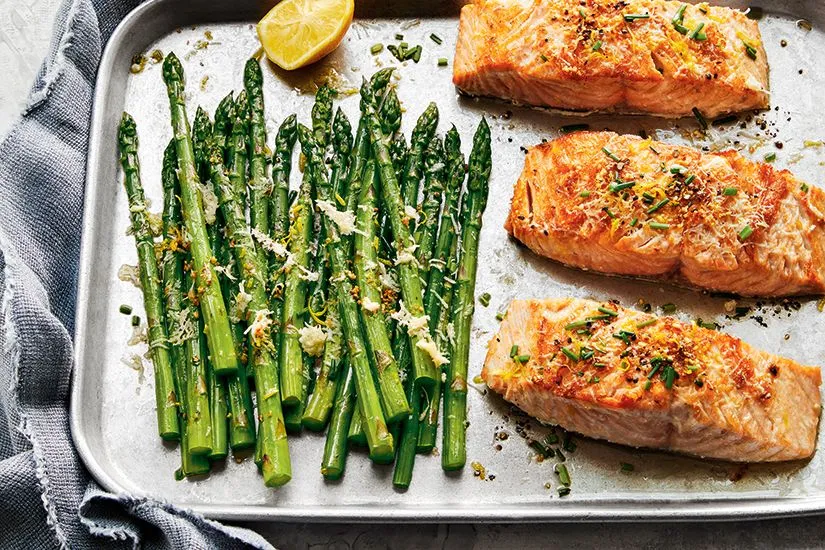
<box><xmin>483</xmin><ymin>299</ymin><xmax>822</xmax><ymax>462</ymax></box>
<box><xmin>506</xmin><ymin>131</ymin><xmax>825</xmax><ymax>297</ymax></box>
<box><xmin>454</xmin><ymin>0</ymin><xmax>769</xmax><ymax>117</ymax></box>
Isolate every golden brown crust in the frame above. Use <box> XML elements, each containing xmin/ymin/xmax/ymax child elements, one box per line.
<box><xmin>506</xmin><ymin>131</ymin><xmax>825</xmax><ymax>296</ymax></box>
<box><xmin>483</xmin><ymin>298</ymin><xmax>822</xmax><ymax>461</ymax></box>
<box><xmin>454</xmin><ymin>0</ymin><xmax>769</xmax><ymax>117</ymax></box>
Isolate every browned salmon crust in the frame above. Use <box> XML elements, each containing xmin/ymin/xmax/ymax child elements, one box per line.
<box><xmin>454</xmin><ymin>0</ymin><xmax>769</xmax><ymax>117</ymax></box>
<box><xmin>506</xmin><ymin>131</ymin><xmax>825</xmax><ymax>297</ymax></box>
<box><xmin>483</xmin><ymin>298</ymin><xmax>821</xmax><ymax>462</ymax></box>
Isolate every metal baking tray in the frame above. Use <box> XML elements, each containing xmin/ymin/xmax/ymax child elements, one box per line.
<box><xmin>71</xmin><ymin>0</ymin><xmax>825</xmax><ymax>522</ymax></box>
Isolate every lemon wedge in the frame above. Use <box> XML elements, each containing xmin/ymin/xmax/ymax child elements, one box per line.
<box><xmin>257</xmin><ymin>0</ymin><xmax>354</xmax><ymax>71</ymax></box>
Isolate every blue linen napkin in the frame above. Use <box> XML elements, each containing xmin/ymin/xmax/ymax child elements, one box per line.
<box><xmin>0</xmin><ymin>1</ymin><xmax>272</xmax><ymax>547</ymax></box>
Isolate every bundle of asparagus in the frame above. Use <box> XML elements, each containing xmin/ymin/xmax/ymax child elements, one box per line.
<box><xmin>116</xmin><ymin>52</ymin><xmax>491</xmax><ymax>488</ymax></box>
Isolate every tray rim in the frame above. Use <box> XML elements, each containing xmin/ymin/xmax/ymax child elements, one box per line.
<box><xmin>69</xmin><ymin>0</ymin><xmax>825</xmax><ymax>523</ymax></box>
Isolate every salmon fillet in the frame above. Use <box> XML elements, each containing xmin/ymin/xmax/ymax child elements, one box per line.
<box><xmin>454</xmin><ymin>0</ymin><xmax>769</xmax><ymax>117</ymax></box>
<box><xmin>506</xmin><ymin>131</ymin><xmax>825</xmax><ymax>297</ymax></box>
<box><xmin>483</xmin><ymin>298</ymin><xmax>822</xmax><ymax>462</ymax></box>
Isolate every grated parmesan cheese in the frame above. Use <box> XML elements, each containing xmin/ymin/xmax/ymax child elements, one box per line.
<box><xmin>170</xmin><ymin>307</ymin><xmax>197</xmax><ymax>345</ymax></box>
<box><xmin>417</xmin><ymin>338</ymin><xmax>449</xmax><ymax>367</ymax></box>
<box><xmin>395</xmin><ymin>243</ymin><xmax>419</xmax><ymax>266</ymax></box>
<box><xmin>298</xmin><ymin>324</ymin><xmax>328</xmax><ymax>357</ymax></box>
<box><xmin>251</xmin><ymin>228</ymin><xmax>288</xmax><ymax>257</ymax></box>
<box><xmin>117</xmin><ymin>264</ymin><xmax>141</xmax><ymax>288</ymax></box>
<box><xmin>121</xmin><ymin>353</ymin><xmax>146</xmax><ymax>383</ymax></box>
<box><xmin>362</xmin><ymin>296</ymin><xmax>381</xmax><ymax>313</ymax></box>
<box><xmin>127</xmin><ymin>324</ymin><xmax>147</xmax><ymax>346</ymax></box>
<box><xmin>244</xmin><ymin>309</ymin><xmax>274</xmax><ymax>347</ymax></box>
<box><xmin>316</xmin><ymin>199</ymin><xmax>357</xmax><ymax>235</ymax></box>
<box><xmin>231</xmin><ymin>282</ymin><xmax>252</xmax><ymax>323</ymax></box>
<box><xmin>391</xmin><ymin>301</ymin><xmax>429</xmax><ymax>338</ymax></box>
<box><xmin>403</xmin><ymin>205</ymin><xmax>420</xmax><ymax>223</ymax></box>
<box><xmin>199</xmin><ymin>184</ymin><xmax>219</xmax><ymax>225</ymax></box>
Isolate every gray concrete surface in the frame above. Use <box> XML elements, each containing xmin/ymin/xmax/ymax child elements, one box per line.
<box><xmin>1</xmin><ymin>1</ymin><xmax>822</xmax><ymax>548</ymax></box>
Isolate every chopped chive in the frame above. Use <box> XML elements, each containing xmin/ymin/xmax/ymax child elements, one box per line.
<box><xmin>620</xmin><ymin>462</ymin><xmax>635</xmax><ymax>472</ymax></box>
<box><xmin>801</xmin><ymin>183</ymin><xmax>810</xmax><ymax>193</ymax></box>
<box><xmin>603</xmin><ymin>207</ymin><xmax>616</xmax><ymax>219</ymax></box>
<box><xmin>630</xmin><ymin>217</ymin><xmax>639</xmax><ymax>227</ymax></box>
<box><xmin>479</xmin><ymin>292</ymin><xmax>491</xmax><ymax>307</ymax></box>
<box><xmin>644</xmin><ymin>379</ymin><xmax>653</xmax><ymax>391</ymax></box>
<box><xmin>661</xmin><ymin>303</ymin><xmax>677</xmax><ymax>314</ymax></box>
<box><xmin>561</xmin><ymin>347</ymin><xmax>579</xmax><ymax>362</ymax></box>
<box><xmin>517</xmin><ymin>354</ymin><xmax>531</xmax><ymax>363</ymax></box>
<box><xmin>430</xmin><ymin>33</ymin><xmax>443</xmax><ymax>45</ymax></box>
<box><xmin>744</xmin><ymin>41</ymin><xmax>758</xmax><ymax>59</ymax></box>
<box><xmin>561</xmin><ymin>123</ymin><xmax>590</xmax><ymax>134</ymax></box>
<box><xmin>612</xmin><ymin>330</ymin><xmax>635</xmax><ymax>345</ymax></box>
<box><xmin>636</xmin><ymin>318</ymin><xmax>657</xmax><ymax>329</ymax></box>
<box><xmin>670</xmin><ymin>164</ymin><xmax>687</xmax><ymax>174</ymax></box>
<box><xmin>496</xmin><ymin>312</ymin><xmax>505</xmax><ymax>321</ymax></box>
<box><xmin>119</xmin><ymin>304</ymin><xmax>133</xmax><ymax>314</ymax></box>
<box><xmin>579</xmin><ymin>7</ymin><xmax>587</xmax><ymax>18</ymax></box>
<box><xmin>510</xmin><ymin>345</ymin><xmax>519</xmax><ymax>358</ymax></box>
<box><xmin>387</xmin><ymin>44</ymin><xmax>401</xmax><ymax>60</ymax></box>
<box><xmin>684</xmin><ymin>174</ymin><xmax>696</xmax><ymax>185</ymax></box>
<box><xmin>647</xmin><ymin>362</ymin><xmax>662</xmax><ymax>379</ymax></box>
<box><xmin>609</xmin><ymin>181</ymin><xmax>636</xmax><ymax>193</ymax></box>
<box><xmin>602</xmin><ymin>147</ymin><xmax>621</xmax><ymax>162</ymax></box>
<box><xmin>529</xmin><ymin>440</ymin><xmax>549</xmax><ymax>457</ymax></box>
<box><xmin>696</xmin><ymin>318</ymin><xmax>718</xmax><ymax>330</ymax></box>
<box><xmin>723</xmin><ymin>187</ymin><xmax>738</xmax><ymax>196</ymax></box>
<box><xmin>642</xmin><ymin>192</ymin><xmax>655</xmax><ymax>203</ymax></box>
<box><xmin>692</xmin><ymin>107</ymin><xmax>709</xmax><ymax>131</ymax></box>
<box><xmin>764</xmin><ymin>152</ymin><xmax>776</xmax><ymax>162</ymax></box>
<box><xmin>437</xmin><ymin>57</ymin><xmax>448</xmax><ymax>67</ymax></box>
<box><xmin>687</xmin><ymin>22</ymin><xmax>706</xmax><ymax>40</ymax></box>
<box><xmin>370</xmin><ymin>43</ymin><xmax>383</xmax><ymax>55</ymax></box>
<box><xmin>646</xmin><ymin>198</ymin><xmax>670</xmax><ymax>214</ymax></box>
<box><xmin>410</xmin><ymin>45</ymin><xmax>422</xmax><ymax>63</ymax></box>
<box><xmin>131</xmin><ymin>315</ymin><xmax>140</xmax><ymax>326</ymax></box>
<box><xmin>738</xmin><ymin>224</ymin><xmax>754</xmax><ymax>241</ymax></box>
<box><xmin>545</xmin><ymin>432</ymin><xmax>560</xmax><ymax>445</ymax></box>
<box><xmin>565</xmin><ymin>319</ymin><xmax>590</xmax><ymax>331</ymax></box>
<box><xmin>662</xmin><ymin>364</ymin><xmax>679</xmax><ymax>389</ymax></box>
<box><xmin>586</xmin><ymin>314</ymin><xmax>612</xmax><ymax>322</ymax></box>
<box><xmin>558</xmin><ymin>486</ymin><xmax>571</xmax><ymax>497</ymax></box>
<box><xmin>579</xmin><ymin>190</ymin><xmax>591</xmax><ymax>198</ymax></box>
<box><xmin>673</xmin><ymin>22</ymin><xmax>689</xmax><ymax>34</ymax></box>
<box><xmin>539</xmin><ymin>53</ymin><xmax>549</xmax><ymax>62</ymax></box>
<box><xmin>555</xmin><ymin>463</ymin><xmax>571</xmax><ymax>485</ymax></box>
<box><xmin>672</xmin><ymin>4</ymin><xmax>687</xmax><ymax>26</ymax></box>
<box><xmin>649</xmin><ymin>221</ymin><xmax>670</xmax><ymax>230</ymax></box>
<box><xmin>592</xmin><ymin>40</ymin><xmax>603</xmax><ymax>52</ymax></box>
<box><xmin>624</xmin><ymin>13</ymin><xmax>650</xmax><ymax>21</ymax></box>
<box><xmin>395</xmin><ymin>33</ymin><xmax>404</xmax><ymax>40</ymax></box>
<box><xmin>563</xmin><ymin>435</ymin><xmax>577</xmax><ymax>453</ymax></box>
<box><xmin>589</xmin><ymin>375</ymin><xmax>600</xmax><ymax>383</ymax></box>
<box><xmin>579</xmin><ymin>347</ymin><xmax>594</xmax><ymax>361</ymax></box>
<box><xmin>598</xmin><ymin>306</ymin><xmax>619</xmax><ymax>317</ymax></box>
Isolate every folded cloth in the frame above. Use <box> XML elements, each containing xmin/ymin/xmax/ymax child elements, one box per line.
<box><xmin>0</xmin><ymin>1</ymin><xmax>272</xmax><ymax>548</ymax></box>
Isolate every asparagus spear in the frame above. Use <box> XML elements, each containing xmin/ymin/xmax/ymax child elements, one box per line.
<box><xmin>320</xmin><ymin>364</ymin><xmax>356</xmax><ymax>479</ymax></box>
<box><xmin>228</xmin><ymin>90</ymin><xmax>250</xmax><ymax>212</ymax></box>
<box><xmin>379</xmin><ymin>86</ymin><xmax>402</xmax><ymax>136</ymax></box>
<box><xmin>360</xmin><ymin>79</ymin><xmax>441</xmax><ymax>393</ymax></box>
<box><xmin>205</xmin><ymin>109</ymin><xmax>292</xmax><ymax>486</ymax></box>
<box><xmin>214</xmin><ymin>95</ymin><xmax>256</xmax><ymax>451</ymax></box>
<box><xmin>204</xmin><ymin>324</ymin><xmax>228</xmax><ymax>461</ymax></box>
<box><xmin>162</xmin><ymin>141</ymin><xmax>210</xmax><ymax>477</ymax></box>
<box><xmin>298</xmin><ymin>123</ymin><xmax>394</xmax><ymax>462</ymax></box>
<box><xmin>418</xmin><ymin>126</ymin><xmax>465</xmax><ymax>452</ymax></box>
<box><xmin>192</xmin><ymin>107</ymin><xmax>232</xmax><ymax>461</ymax></box>
<box><xmin>392</xmin><ymin>339</ymin><xmax>421</xmax><ymax>488</ymax></box>
<box><xmin>347</xmin><ymin>407</ymin><xmax>367</xmax><ymax>447</ymax></box>
<box><xmin>401</xmin><ymin>103</ymin><xmax>439</xmax><ymax>208</ymax></box>
<box><xmin>278</xmin><ymin>137</ymin><xmax>315</xmax><ymax>407</ymax></box>
<box><xmin>311</xmin><ymin>83</ymin><xmax>335</xmax><ymax>150</ymax></box>
<box><xmin>161</xmin><ymin>53</ymin><xmax>238</xmax><ymax>376</ymax></box>
<box><xmin>302</xmin><ymin>109</ymin><xmax>353</xmax><ymax>431</ymax></box>
<box><xmin>389</xmin><ymin>133</ymin><xmax>408</xmax><ymax>194</ymax></box>
<box><xmin>117</xmin><ymin>113</ymin><xmax>179</xmax><ymax>440</ymax></box>
<box><xmin>244</xmin><ymin>58</ymin><xmax>272</xmax><ymax>241</ymax></box>
<box><xmin>182</xmin><ymin>260</ymin><xmax>212</xmax><ymax>455</ymax></box>
<box><xmin>354</xmin><ymin>158</ymin><xmax>409</xmax><ymax>423</ymax></box>
<box><xmin>414</xmin><ymin>136</ymin><xmax>446</xmax><ymax>277</ymax></box>
<box><xmin>443</xmin><ymin>118</ymin><xmax>491</xmax><ymax>471</ymax></box>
